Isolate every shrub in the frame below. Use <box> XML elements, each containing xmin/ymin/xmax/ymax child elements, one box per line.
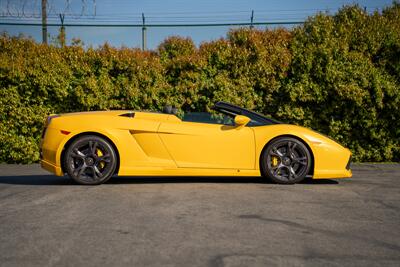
<box><xmin>0</xmin><ymin>3</ymin><xmax>399</xmax><ymax>163</ymax></box>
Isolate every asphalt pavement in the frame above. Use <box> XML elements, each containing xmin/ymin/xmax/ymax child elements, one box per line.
<box><xmin>0</xmin><ymin>163</ymin><xmax>399</xmax><ymax>267</ymax></box>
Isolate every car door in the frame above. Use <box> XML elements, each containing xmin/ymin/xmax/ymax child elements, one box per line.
<box><xmin>158</xmin><ymin>115</ymin><xmax>255</xmax><ymax>169</ymax></box>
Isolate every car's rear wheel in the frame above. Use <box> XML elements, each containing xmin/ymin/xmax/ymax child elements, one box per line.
<box><xmin>261</xmin><ymin>137</ymin><xmax>311</xmax><ymax>184</ymax></box>
<box><xmin>64</xmin><ymin>135</ymin><xmax>117</xmax><ymax>185</ymax></box>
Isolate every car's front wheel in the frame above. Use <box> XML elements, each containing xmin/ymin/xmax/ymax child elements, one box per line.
<box><xmin>261</xmin><ymin>137</ymin><xmax>312</xmax><ymax>184</ymax></box>
<box><xmin>64</xmin><ymin>135</ymin><xmax>117</xmax><ymax>185</ymax></box>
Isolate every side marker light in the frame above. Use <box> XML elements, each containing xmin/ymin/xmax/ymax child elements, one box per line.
<box><xmin>311</xmin><ymin>141</ymin><xmax>322</xmax><ymax>144</ymax></box>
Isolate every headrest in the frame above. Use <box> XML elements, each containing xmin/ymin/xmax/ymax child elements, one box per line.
<box><xmin>163</xmin><ymin>105</ymin><xmax>178</xmax><ymax>115</ymax></box>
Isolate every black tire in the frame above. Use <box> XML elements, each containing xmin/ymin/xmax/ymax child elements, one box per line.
<box><xmin>64</xmin><ymin>135</ymin><xmax>117</xmax><ymax>185</ymax></box>
<box><xmin>261</xmin><ymin>137</ymin><xmax>312</xmax><ymax>184</ymax></box>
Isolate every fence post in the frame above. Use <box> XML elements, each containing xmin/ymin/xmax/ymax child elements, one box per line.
<box><xmin>142</xmin><ymin>13</ymin><xmax>147</xmax><ymax>50</ymax></box>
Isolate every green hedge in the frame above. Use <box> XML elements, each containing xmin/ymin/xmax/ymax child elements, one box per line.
<box><xmin>1</xmin><ymin>4</ymin><xmax>399</xmax><ymax>163</ymax></box>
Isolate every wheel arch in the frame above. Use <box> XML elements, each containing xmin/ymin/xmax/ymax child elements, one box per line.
<box><xmin>60</xmin><ymin>131</ymin><xmax>120</xmax><ymax>175</ymax></box>
<box><xmin>259</xmin><ymin>134</ymin><xmax>315</xmax><ymax>177</ymax></box>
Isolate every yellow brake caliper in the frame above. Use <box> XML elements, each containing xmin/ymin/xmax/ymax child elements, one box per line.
<box><xmin>272</xmin><ymin>156</ymin><xmax>280</xmax><ymax>175</ymax></box>
<box><xmin>96</xmin><ymin>148</ymin><xmax>105</xmax><ymax>169</ymax></box>
<box><xmin>272</xmin><ymin>156</ymin><xmax>278</xmax><ymax>167</ymax></box>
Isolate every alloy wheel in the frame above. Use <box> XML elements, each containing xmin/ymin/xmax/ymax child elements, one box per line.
<box><xmin>65</xmin><ymin>136</ymin><xmax>117</xmax><ymax>185</ymax></box>
<box><xmin>263</xmin><ymin>137</ymin><xmax>311</xmax><ymax>184</ymax></box>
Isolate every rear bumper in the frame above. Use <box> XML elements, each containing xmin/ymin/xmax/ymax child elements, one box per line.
<box><xmin>40</xmin><ymin>127</ymin><xmax>67</xmax><ymax>176</ymax></box>
<box><xmin>41</xmin><ymin>159</ymin><xmax>64</xmax><ymax>176</ymax></box>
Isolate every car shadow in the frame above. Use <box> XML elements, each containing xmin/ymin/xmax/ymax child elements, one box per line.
<box><xmin>0</xmin><ymin>175</ymin><xmax>75</xmax><ymax>186</ymax></box>
<box><xmin>0</xmin><ymin>175</ymin><xmax>339</xmax><ymax>186</ymax></box>
<box><xmin>300</xmin><ymin>178</ymin><xmax>339</xmax><ymax>185</ymax></box>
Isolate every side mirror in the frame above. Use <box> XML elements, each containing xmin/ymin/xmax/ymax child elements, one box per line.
<box><xmin>234</xmin><ymin>115</ymin><xmax>251</xmax><ymax>127</ymax></box>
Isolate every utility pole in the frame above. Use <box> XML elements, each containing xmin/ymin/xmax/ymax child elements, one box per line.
<box><xmin>142</xmin><ymin>13</ymin><xmax>146</xmax><ymax>50</ymax></box>
<box><xmin>41</xmin><ymin>0</ymin><xmax>47</xmax><ymax>44</ymax></box>
<box><xmin>59</xmin><ymin>14</ymin><xmax>66</xmax><ymax>47</ymax></box>
<box><xmin>250</xmin><ymin>10</ymin><xmax>254</xmax><ymax>29</ymax></box>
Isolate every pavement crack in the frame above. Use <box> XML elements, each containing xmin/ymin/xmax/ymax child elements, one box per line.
<box><xmin>238</xmin><ymin>214</ymin><xmax>400</xmax><ymax>252</ymax></box>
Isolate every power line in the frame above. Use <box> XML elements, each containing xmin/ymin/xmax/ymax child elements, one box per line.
<box><xmin>0</xmin><ymin>17</ymin><xmax>308</xmax><ymax>23</ymax></box>
<box><xmin>0</xmin><ymin>21</ymin><xmax>304</xmax><ymax>27</ymax></box>
<box><xmin>0</xmin><ymin>13</ymin><xmax>308</xmax><ymax>24</ymax></box>
<box><xmin>0</xmin><ymin>4</ymin><xmax>383</xmax><ymax>19</ymax></box>
<box><xmin>55</xmin><ymin>6</ymin><xmax>381</xmax><ymax>15</ymax></box>
<box><xmin>0</xmin><ymin>8</ymin><xmax>381</xmax><ymax>19</ymax></box>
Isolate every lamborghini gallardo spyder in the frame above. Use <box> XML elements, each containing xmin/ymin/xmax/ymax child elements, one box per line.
<box><xmin>40</xmin><ymin>102</ymin><xmax>352</xmax><ymax>185</ymax></box>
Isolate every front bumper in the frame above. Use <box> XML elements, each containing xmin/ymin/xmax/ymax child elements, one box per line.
<box><xmin>313</xmin><ymin>168</ymin><xmax>352</xmax><ymax>179</ymax></box>
<box><xmin>312</xmin><ymin>143</ymin><xmax>353</xmax><ymax>179</ymax></box>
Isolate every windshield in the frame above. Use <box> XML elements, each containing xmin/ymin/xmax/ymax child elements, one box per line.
<box><xmin>181</xmin><ymin>111</ymin><xmax>235</xmax><ymax>126</ymax></box>
<box><xmin>212</xmin><ymin>102</ymin><xmax>281</xmax><ymax>126</ymax></box>
<box><xmin>162</xmin><ymin>102</ymin><xmax>281</xmax><ymax>127</ymax></box>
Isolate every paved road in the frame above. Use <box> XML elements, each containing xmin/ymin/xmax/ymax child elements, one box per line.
<box><xmin>0</xmin><ymin>164</ymin><xmax>399</xmax><ymax>267</ymax></box>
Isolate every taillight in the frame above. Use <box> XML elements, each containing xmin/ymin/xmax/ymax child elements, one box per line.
<box><xmin>45</xmin><ymin>114</ymin><xmax>60</xmax><ymax>127</ymax></box>
<box><xmin>42</xmin><ymin>114</ymin><xmax>60</xmax><ymax>139</ymax></box>
<box><xmin>41</xmin><ymin>128</ymin><xmax>47</xmax><ymax>139</ymax></box>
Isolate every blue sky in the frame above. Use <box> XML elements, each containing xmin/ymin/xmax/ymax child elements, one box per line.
<box><xmin>0</xmin><ymin>0</ymin><xmax>394</xmax><ymax>49</ymax></box>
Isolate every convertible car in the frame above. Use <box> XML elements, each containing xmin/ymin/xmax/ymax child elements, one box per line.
<box><xmin>40</xmin><ymin>102</ymin><xmax>352</xmax><ymax>185</ymax></box>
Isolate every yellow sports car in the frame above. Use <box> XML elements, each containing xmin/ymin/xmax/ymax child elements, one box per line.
<box><xmin>40</xmin><ymin>102</ymin><xmax>352</xmax><ymax>185</ymax></box>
